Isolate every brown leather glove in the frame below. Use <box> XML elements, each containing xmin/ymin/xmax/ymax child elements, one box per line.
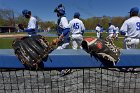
<box><xmin>18</xmin><ymin>24</ymin><xmax>24</xmax><ymax>30</ymax></box>
<box><xmin>51</xmin><ymin>38</ymin><xmax>61</xmax><ymax>45</ymax></box>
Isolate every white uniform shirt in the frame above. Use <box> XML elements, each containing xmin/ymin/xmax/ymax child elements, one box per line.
<box><xmin>69</xmin><ymin>18</ymin><xmax>85</xmax><ymax>34</ymax></box>
<box><xmin>95</xmin><ymin>26</ymin><xmax>101</xmax><ymax>32</ymax></box>
<box><xmin>115</xmin><ymin>27</ymin><xmax>119</xmax><ymax>34</ymax></box>
<box><xmin>57</xmin><ymin>16</ymin><xmax>70</xmax><ymax>49</ymax></box>
<box><xmin>28</xmin><ymin>16</ymin><xmax>37</xmax><ymax>29</ymax></box>
<box><xmin>120</xmin><ymin>16</ymin><xmax>140</xmax><ymax>38</ymax></box>
<box><xmin>108</xmin><ymin>25</ymin><xmax>115</xmax><ymax>34</ymax></box>
<box><xmin>59</xmin><ymin>16</ymin><xmax>69</xmax><ymax>29</ymax></box>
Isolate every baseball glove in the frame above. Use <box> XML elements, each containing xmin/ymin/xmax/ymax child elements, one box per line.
<box><xmin>81</xmin><ymin>37</ymin><xmax>121</xmax><ymax>66</ymax></box>
<box><xmin>50</xmin><ymin>38</ymin><xmax>62</xmax><ymax>46</ymax></box>
<box><xmin>18</xmin><ymin>24</ymin><xmax>24</xmax><ymax>30</ymax></box>
<box><xmin>12</xmin><ymin>35</ymin><xmax>54</xmax><ymax>70</ymax></box>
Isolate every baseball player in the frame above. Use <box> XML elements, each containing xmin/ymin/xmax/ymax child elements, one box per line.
<box><xmin>54</xmin><ymin>4</ymin><xmax>71</xmax><ymax>75</ymax></box>
<box><xmin>100</xmin><ymin>25</ymin><xmax>104</xmax><ymax>39</ymax></box>
<box><xmin>95</xmin><ymin>24</ymin><xmax>101</xmax><ymax>38</ymax></box>
<box><xmin>69</xmin><ymin>12</ymin><xmax>85</xmax><ymax>50</ymax></box>
<box><xmin>115</xmin><ymin>26</ymin><xmax>119</xmax><ymax>41</ymax></box>
<box><xmin>119</xmin><ymin>7</ymin><xmax>140</xmax><ymax>72</ymax></box>
<box><xmin>120</xmin><ymin>7</ymin><xmax>140</xmax><ymax>49</ymax></box>
<box><xmin>21</xmin><ymin>9</ymin><xmax>38</xmax><ymax>36</ymax></box>
<box><xmin>107</xmin><ymin>23</ymin><xmax>116</xmax><ymax>39</ymax></box>
<box><xmin>54</xmin><ymin>4</ymin><xmax>70</xmax><ymax>50</ymax></box>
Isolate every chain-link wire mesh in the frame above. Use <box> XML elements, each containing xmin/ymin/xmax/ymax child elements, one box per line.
<box><xmin>0</xmin><ymin>68</ymin><xmax>140</xmax><ymax>93</ymax></box>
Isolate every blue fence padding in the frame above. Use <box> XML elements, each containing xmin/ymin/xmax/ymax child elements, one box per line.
<box><xmin>0</xmin><ymin>49</ymin><xmax>140</xmax><ymax>69</ymax></box>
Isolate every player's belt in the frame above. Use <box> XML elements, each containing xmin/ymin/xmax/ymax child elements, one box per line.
<box><xmin>125</xmin><ymin>37</ymin><xmax>140</xmax><ymax>39</ymax></box>
<box><xmin>73</xmin><ymin>33</ymin><xmax>82</xmax><ymax>35</ymax></box>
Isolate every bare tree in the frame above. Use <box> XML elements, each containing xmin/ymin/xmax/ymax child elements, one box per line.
<box><xmin>0</xmin><ymin>9</ymin><xmax>15</xmax><ymax>26</ymax></box>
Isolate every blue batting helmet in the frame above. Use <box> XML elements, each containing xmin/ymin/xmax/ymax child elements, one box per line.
<box><xmin>54</xmin><ymin>4</ymin><xmax>65</xmax><ymax>15</ymax></box>
<box><xmin>97</xmin><ymin>24</ymin><xmax>100</xmax><ymax>26</ymax></box>
<box><xmin>108</xmin><ymin>22</ymin><xmax>112</xmax><ymax>26</ymax></box>
<box><xmin>74</xmin><ymin>12</ymin><xmax>80</xmax><ymax>18</ymax></box>
<box><xmin>129</xmin><ymin>7</ymin><xmax>139</xmax><ymax>14</ymax></box>
<box><xmin>22</xmin><ymin>9</ymin><xmax>31</xmax><ymax>16</ymax></box>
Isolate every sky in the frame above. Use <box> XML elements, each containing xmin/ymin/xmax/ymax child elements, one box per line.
<box><xmin>0</xmin><ymin>0</ymin><xmax>140</xmax><ymax>22</ymax></box>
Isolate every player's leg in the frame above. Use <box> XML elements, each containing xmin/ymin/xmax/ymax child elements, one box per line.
<box><xmin>100</xmin><ymin>32</ymin><xmax>103</xmax><ymax>39</ymax></box>
<box><xmin>124</xmin><ymin>38</ymin><xmax>139</xmax><ymax>49</ymax></box>
<box><xmin>97</xmin><ymin>32</ymin><xmax>100</xmax><ymax>38</ymax></box>
<box><xmin>71</xmin><ymin>35</ymin><xmax>78</xmax><ymax>50</ymax></box>
<box><xmin>131</xmin><ymin>38</ymin><xmax>140</xmax><ymax>49</ymax></box>
<box><xmin>124</xmin><ymin>38</ymin><xmax>132</xmax><ymax>49</ymax></box>
<box><xmin>116</xmin><ymin>33</ymin><xmax>118</xmax><ymax>41</ymax></box>
<box><xmin>108</xmin><ymin>34</ymin><xmax>113</xmax><ymax>39</ymax></box>
<box><xmin>77</xmin><ymin>35</ymin><xmax>83</xmax><ymax>49</ymax></box>
<box><xmin>61</xmin><ymin>42</ymin><xmax>70</xmax><ymax>49</ymax></box>
<box><xmin>56</xmin><ymin>46</ymin><xmax>63</xmax><ymax>49</ymax></box>
<box><xmin>72</xmin><ymin>40</ymin><xmax>78</xmax><ymax>50</ymax></box>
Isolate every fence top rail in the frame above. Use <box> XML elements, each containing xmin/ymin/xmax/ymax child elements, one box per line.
<box><xmin>0</xmin><ymin>49</ymin><xmax>140</xmax><ymax>69</ymax></box>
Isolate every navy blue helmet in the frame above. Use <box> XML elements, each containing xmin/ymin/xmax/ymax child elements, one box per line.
<box><xmin>22</xmin><ymin>9</ymin><xmax>31</xmax><ymax>16</ymax></box>
<box><xmin>129</xmin><ymin>7</ymin><xmax>139</xmax><ymax>14</ymax></box>
<box><xmin>54</xmin><ymin>4</ymin><xmax>65</xmax><ymax>15</ymax></box>
<box><xmin>74</xmin><ymin>12</ymin><xmax>80</xmax><ymax>18</ymax></box>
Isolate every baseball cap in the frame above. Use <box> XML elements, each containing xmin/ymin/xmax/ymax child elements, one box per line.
<box><xmin>129</xmin><ymin>7</ymin><xmax>139</xmax><ymax>13</ymax></box>
<box><xmin>74</xmin><ymin>12</ymin><xmax>80</xmax><ymax>17</ymax></box>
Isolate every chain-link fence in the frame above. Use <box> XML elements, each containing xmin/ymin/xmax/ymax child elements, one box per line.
<box><xmin>0</xmin><ymin>68</ymin><xmax>140</xmax><ymax>93</ymax></box>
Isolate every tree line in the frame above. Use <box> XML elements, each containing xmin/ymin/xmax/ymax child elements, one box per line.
<box><xmin>0</xmin><ymin>9</ymin><xmax>137</xmax><ymax>31</ymax></box>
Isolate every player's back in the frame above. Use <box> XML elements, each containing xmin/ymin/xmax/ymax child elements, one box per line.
<box><xmin>95</xmin><ymin>26</ymin><xmax>101</xmax><ymax>32</ymax></box>
<box><xmin>28</xmin><ymin>16</ymin><xmax>37</xmax><ymax>29</ymax></box>
<box><xmin>123</xmin><ymin>16</ymin><xmax>140</xmax><ymax>38</ymax></box>
<box><xmin>108</xmin><ymin>25</ymin><xmax>115</xmax><ymax>34</ymax></box>
<box><xmin>115</xmin><ymin>27</ymin><xmax>119</xmax><ymax>33</ymax></box>
<box><xmin>59</xmin><ymin>16</ymin><xmax>69</xmax><ymax>29</ymax></box>
<box><xmin>69</xmin><ymin>18</ymin><xmax>85</xmax><ymax>34</ymax></box>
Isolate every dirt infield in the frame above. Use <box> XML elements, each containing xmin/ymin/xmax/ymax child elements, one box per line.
<box><xmin>0</xmin><ymin>34</ymin><xmax>28</xmax><ymax>38</ymax></box>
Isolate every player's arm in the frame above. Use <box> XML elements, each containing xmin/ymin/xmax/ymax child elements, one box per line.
<box><xmin>81</xmin><ymin>22</ymin><xmax>85</xmax><ymax>35</ymax></box>
<box><xmin>18</xmin><ymin>24</ymin><xmax>24</xmax><ymax>30</ymax></box>
<box><xmin>112</xmin><ymin>29</ymin><xmax>116</xmax><ymax>38</ymax></box>
<box><xmin>113</xmin><ymin>26</ymin><xmax>116</xmax><ymax>34</ymax></box>
<box><xmin>18</xmin><ymin>24</ymin><xmax>34</xmax><ymax>32</ymax></box>
<box><xmin>24</xmin><ymin>28</ymin><xmax>35</xmax><ymax>32</ymax></box>
<box><xmin>68</xmin><ymin>21</ymin><xmax>72</xmax><ymax>32</ymax></box>
<box><xmin>120</xmin><ymin>21</ymin><xmax>127</xmax><ymax>35</ymax></box>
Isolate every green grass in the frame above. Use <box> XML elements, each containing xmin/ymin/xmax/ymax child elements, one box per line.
<box><xmin>0</xmin><ymin>38</ymin><xmax>14</xmax><ymax>49</ymax></box>
<box><xmin>0</xmin><ymin>32</ymin><xmax>125</xmax><ymax>49</ymax></box>
<box><xmin>0</xmin><ymin>32</ymin><xmax>26</xmax><ymax>35</ymax></box>
<box><xmin>0</xmin><ymin>37</ymin><xmax>56</xmax><ymax>49</ymax></box>
<box><xmin>83</xmin><ymin>32</ymin><xmax>124</xmax><ymax>48</ymax></box>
